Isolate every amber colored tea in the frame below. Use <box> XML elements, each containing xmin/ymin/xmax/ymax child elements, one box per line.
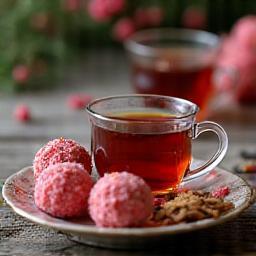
<box><xmin>132</xmin><ymin>63</ymin><xmax>213</xmax><ymax>111</ymax></box>
<box><xmin>92</xmin><ymin>112</ymin><xmax>191</xmax><ymax>193</ymax></box>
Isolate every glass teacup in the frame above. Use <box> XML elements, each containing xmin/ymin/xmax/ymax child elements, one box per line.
<box><xmin>87</xmin><ymin>94</ymin><xmax>228</xmax><ymax>194</ymax></box>
<box><xmin>125</xmin><ymin>28</ymin><xmax>220</xmax><ymax>119</ymax></box>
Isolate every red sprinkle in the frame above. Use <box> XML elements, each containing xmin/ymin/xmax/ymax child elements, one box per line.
<box><xmin>153</xmin><ymin>197</ymin><xmax>167</xmax><ymax>207</ymax></box>
<box><xmin>211</xmin><ymin>186</ymin><xmax>230</xmax><ymax>198</ymax></box>
<box><xmin>67</xmin><ymin>94</ymin><xmax>93</xmax><ymax>110</ymax></box>
<box><xmin>14</xmin><ymin>104</ymin><xmax>31</xmax><ymax>123</ymax></box>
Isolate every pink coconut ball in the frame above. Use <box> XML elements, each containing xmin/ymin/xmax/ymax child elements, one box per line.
<box><xmin>89</xmin><ymin>172</ymin><xmax>153</xmax><ymax>227</ymax></box>
<box><xmin>34</xmin><ymin>162</ymin><xmax>93</xmax><ymax>218</ymax></box>
<box><xmin>33</xmin><ymin>138</ymin><xmax>92</xmax><ymax>181</ymax></box>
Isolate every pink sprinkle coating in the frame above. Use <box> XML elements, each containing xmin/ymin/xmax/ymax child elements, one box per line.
<box><xmin>33</xmin><ymin>138</ymin><xmax>92</xmax><ymax>181</ymax></box>
<box><xmin>89</xmin><ymin>172</ymin><xmax>153</xmax><ymax>227</ymax></box>
<box><xmin>34</xmin><ymin>162</ymin><xmax>93</xmax><ymax>218</ymax></box>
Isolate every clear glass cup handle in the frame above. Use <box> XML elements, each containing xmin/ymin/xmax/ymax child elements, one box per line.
<box><xmin>183</xmin><ymin>121</ymin><xmax>228</xmax><ymax>181</ymax></box>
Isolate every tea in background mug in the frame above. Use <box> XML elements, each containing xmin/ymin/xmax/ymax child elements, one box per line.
<box><xmin>87</xmin><ymin>95</ymin><xmax>228</xmax><ymax>194</ymax></box>
<box><xmin>125</xmin><ymin>28</ymin><xmax>220</xmax><ymax>119</ymax></box>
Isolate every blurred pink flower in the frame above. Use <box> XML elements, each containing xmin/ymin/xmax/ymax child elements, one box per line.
<box><xmin>88</xmin><ymin>0</ymin><xmax>109</xmax><ymax>21</ymax></box>
<box><xmin>67</xmin><ymin>93</ymin><xmax>93</xmax><ymax>110</ymax></box>
<box><xmin>217</xmin><ymin>36</ymin><xmax>256</xmax><ymax>104</ymax></box>
<box><xmin>63</xmin><ymin>0</ymin><xmax>81</xmax><ymax>12</ymax></box>
<box><xmin>134</xmin><ymin>7</ymin><xmax>164</xmax><ymax>28</ymax></box>
<box><xmin>134</xmin><ymin>8</ymin><xmax>149</xmax><ymax>28</ymax></box>
<box><xmin>12</xmin><ymin>65</ymin><xmax>30</xmax><ymax>84</ymax></box>
<box><xmin>88</xmin><ymin>0</ymin><xmax>125</xmax><ymax>22</ymax></box>
<box><xmin>112</xmin><ymin>18</ymin><xmax>136</xmax><ymax>41</ymax></box>
<box><xmin>146</xmin><ymin>7</ymin><xmax>164</xmax><ymax>26</ymax></box>
<box><xmin>182</xmin><ymin>7</ymin><xmax>206</xmax><ymax>29</ymax></box>
<box><xmin>231</xmin><ymin>15</ymin><xmax>256</xmax><ymax>50</ymax></box>
<box><xmin>14</xmin><ymin>104</ymin><xmax>31</xmax><ymax>123</ymax></box>
<box><xmin>107</xmin><ymin>0</ymin><xmax>125</xmax><ymax>15</ymax></box>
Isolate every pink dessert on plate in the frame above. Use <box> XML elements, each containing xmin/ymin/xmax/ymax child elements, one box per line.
<box><xmin>88</xmin><ymin>172</ymin><xmax>153</xmax><ymax>227</ymax></box>
<box><xmin>33</xmin><ymin>138</ymin><xmax>92</xmax><ymax>181</ymax></box>
<box><xmin>34</xmin><ymin>162</ymin><xmax>93</xmax><ymax>218</ymax></box>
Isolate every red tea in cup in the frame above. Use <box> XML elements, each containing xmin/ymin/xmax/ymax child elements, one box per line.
<box><xmin>132</xmin><ymin>61</ymin><xmax>214</xmax><ymax>111</ymax></box>
<box><xmin>87</xmin><ymin>95</ymin><xmax>228</xmax><ymax>194</ymax></box>
<box><xmin>92</xmin><ymin>112</ymin><xmax>191</xmax><ymax>193</ymax></box>
<box><xmin>125</xmin><ymin>29</ymin><xmax>219</xmax><ymax>117</ymax></box>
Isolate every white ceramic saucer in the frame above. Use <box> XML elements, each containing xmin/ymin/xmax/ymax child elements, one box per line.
<box><xmin>2</xmin><ymin>162</ymin><xmax>255</xmax><ymax>249</ymax></box>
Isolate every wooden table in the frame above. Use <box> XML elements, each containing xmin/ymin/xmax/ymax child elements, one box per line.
<box><xmin>1</xmin><ymin>49</ymin><xmax>256</xmax><ymax>255</ymax></box>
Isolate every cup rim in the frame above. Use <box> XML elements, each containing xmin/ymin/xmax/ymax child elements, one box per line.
<box><xmin>124</xmin><ymin>28</ymin><xmax>220</xmax><ymax>58</ymax></box>
<box><xmin>86</xmin><ymin>94</ymin><xmax>199</xmax><ymax>123</ymax></box>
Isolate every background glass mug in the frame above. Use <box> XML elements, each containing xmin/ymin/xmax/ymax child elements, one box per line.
<box><xmin>87</xmin><ymin>95</ymin><xmax>228</xmax><ymax>194</ymax></box>
<box><xmin>124</xmin><ymin>28</ymin><xmax>220</xmax><ymax>119</ymax></box>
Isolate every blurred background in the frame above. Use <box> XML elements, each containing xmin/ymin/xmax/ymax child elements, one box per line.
<box><xmin>1</xmin><ymin>0</ymin><xmax>256</xmax><ymax>93</ymax></box>
<box><xmin>0</xmin><ymin>0</ymin><xmax>256</xmax><ymax>177</ymax></box>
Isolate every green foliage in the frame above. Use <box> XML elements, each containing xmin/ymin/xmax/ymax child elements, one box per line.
<box><xmin>0</xmin><ymin>0</ymin><xmax>66</xmax><ymax>91</ymax></box>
